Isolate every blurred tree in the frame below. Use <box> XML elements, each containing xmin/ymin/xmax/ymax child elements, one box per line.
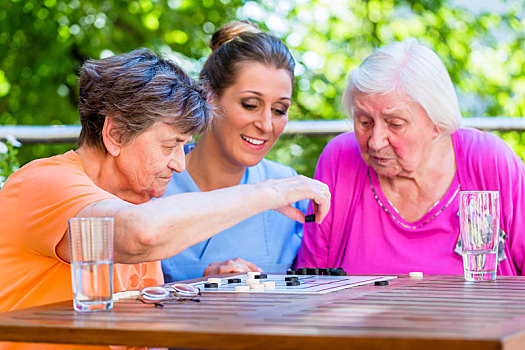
<box><xmin>1</xmin><ymin>0</ymin><xmax>525</xmax><ymax>177</ymax></box>
<box><xmin>265</xmin><ymin>0</ymin><xmax>525</xmax><ymax>175</ymax></box>
<box><xmin>0</xmin><ymin>0</ymin><xmax>244</xmax><ymax>164</ymax></box>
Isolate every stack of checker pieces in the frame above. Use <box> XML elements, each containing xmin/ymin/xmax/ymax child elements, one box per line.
<box><xmin>287</xmin><ymin>267</ymin><xmax>346</xmax><ymax>276</ymax></box>
<box><xmin>288</xmin><ymin>268</ymin><xmax>389</xmax><ymax>286</ymax></box>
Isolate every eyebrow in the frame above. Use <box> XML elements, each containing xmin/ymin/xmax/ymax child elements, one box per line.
<box><xmin>162</xmin><ymin>137</ymin><xmax>186</xmax><ymax>144</ymax></box>
<box><xmin>161</xmin><ymin>131</ymin><xmax>189</xmax><ymax>143</ymax></box>
<box><xmin>352</xmin><ymin>106</ymin><xmax>367</xmax><ymax>114</ymax></box>
<box><xmin>241</xmin><ymin>90</ymin><xmax>291</xmax><ymax>101</ymax></box>
<box><xmin>353</xmin><ymin>104</ymin><xmax>405</xmax><ymax>117</ymax></box>
<box><xmin>382</xmin><ymin>107</ymin><xmax>406</xmax><ymax>116</ymax></box>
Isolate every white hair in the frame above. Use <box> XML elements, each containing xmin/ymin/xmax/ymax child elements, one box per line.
<box><xmin>342</xmin><ymin>38</ymin><xmax>461</xmax><ymax>135</ymax></box>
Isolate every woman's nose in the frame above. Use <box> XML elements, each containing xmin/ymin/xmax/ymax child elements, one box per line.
<box><xmin>368</xmin><ymin>124</ymin><xmax>389</xmax><ymax>151</ymax></box>
<box><xmin>254</xmin><ymin>108</ymin><xmax>273</xmax><ymax>133</ymax></box>
<box><xmin>169</xmin><ymin>147</ymin><xmax>186</xmax><ymax>173</ymax></box>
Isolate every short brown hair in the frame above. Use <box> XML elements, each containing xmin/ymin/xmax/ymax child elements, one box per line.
<box><xmin>78</xmin><ymin>48</ymin><xmax>212</xmax><ymax>150</ymax></box>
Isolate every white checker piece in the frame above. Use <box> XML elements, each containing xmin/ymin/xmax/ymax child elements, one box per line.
<box><xmin>234</xmin><ymin>286</ymin><xmax>250</xmax><ymax>292</ymax></box>
<box><xmin>262</xmin><ymin>281</ymin><xmax>275</xmax><ymax>290</ymax></box>
<box><xmin>207</xmin><ymin>278</ymin><xmax>222</xmax><ymax>285</ymax></box>
<box><xmin>249</xmin><ymin>283</ymin><xmax>265</xmax><ymax>291</ymax></box>
<box><xmin>190</xmin><ymin>274</ymin><xmax>397</xmax><ymax>295</ymax></box>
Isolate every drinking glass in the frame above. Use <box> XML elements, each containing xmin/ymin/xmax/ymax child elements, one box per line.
<box><xmin>68</xmin><ymin>217</ymin><xmax>114</xmax><ymax>311</ymax></box>
<box><xmin>459</xmin><ymin>191</ymin><xmax>500</xmax><ymax>281</ymax></box>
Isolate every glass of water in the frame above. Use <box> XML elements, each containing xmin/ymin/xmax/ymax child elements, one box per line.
<box><xmin>68</xmin><ymin>217</ymin><xmax>114</xmax><ymax>311</ymax></box>
<box><xmin>459</xmin><ymin>191</ymin><xmax>500</xmax><ymax>282</ymax></box>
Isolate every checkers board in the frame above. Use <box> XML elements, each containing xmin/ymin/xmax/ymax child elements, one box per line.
<box><xmin>189</xmin><ymin>273</ymin><xmax>397</xmax><ymax>294</ymax></box>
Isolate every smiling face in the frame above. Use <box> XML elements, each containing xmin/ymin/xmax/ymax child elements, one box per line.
<box><xmin>352</xmin><ymin>90</ymin><xmax>440</xmax><ymax>178</ymax></box>
<box><xmin>116</xmin><ymin>120</ymin><xmax>192</xmax><ymax>202</ymax></box>
<box><xmin>204</xmin><ymin>62</ymin><xmax>293</xmax><ymax>168</ymax></box>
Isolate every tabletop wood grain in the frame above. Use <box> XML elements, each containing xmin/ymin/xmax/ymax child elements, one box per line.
<box><xmin>1</xmin><ymin>274</ymin><xmax>525</xmax><ymax>349</ymax></box>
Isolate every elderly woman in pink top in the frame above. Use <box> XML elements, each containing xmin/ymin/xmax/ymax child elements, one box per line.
<box><xmin>297</xmin><ymin>38</ymin><xmax>525</xmax><ymax>275</ymax></box>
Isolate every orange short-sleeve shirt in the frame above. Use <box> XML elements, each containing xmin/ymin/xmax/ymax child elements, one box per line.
<box><xmin>0</xmin><ymin>151</ymin><xmax>163</xmax><ymax>313</ymax></box>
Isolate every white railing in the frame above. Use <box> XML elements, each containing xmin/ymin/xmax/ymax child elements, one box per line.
<box><xmin>1</xmin><ymin>117</ymin><xmax>525</xmax><ymax>143</ymax></box>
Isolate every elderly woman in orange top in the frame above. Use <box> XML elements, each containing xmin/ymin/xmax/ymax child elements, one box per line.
<box><xmin>0</xmin><ymin>48</ymin><xmax>331</xmax><ymax>316</ymax></box>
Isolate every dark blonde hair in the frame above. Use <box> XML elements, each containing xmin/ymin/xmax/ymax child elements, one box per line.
<box><xmin>78</xmin><ymin>48</ymin><xmax>212</xmax><ymax>151</ymax></box>
<box><xmin>200</xmin><ymin>21</ymin><xmax>295</xmax><ymax>98</ymax></box>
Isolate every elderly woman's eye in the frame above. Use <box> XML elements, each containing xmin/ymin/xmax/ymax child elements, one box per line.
<box><xmin>163</xmin><ymin>144</ymin><xmax>177</xmax><ymax>151</ymax></box>
<box><xmin>389</xmin><ymin>121</ymin><xmax>404</xmax><ymax>128</ymax></box>
<box><xmin>359</xmin><ymin>119</ymin><xmax>371</xmax><ymax>127</ymax></box>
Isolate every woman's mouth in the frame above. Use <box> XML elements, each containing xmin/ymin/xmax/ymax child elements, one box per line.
<box><xmin>371</xmin><ymin>156</ymin><xmax>392</xmax><ymax>165</ymax></box>
<box><xmin>241</xmin><ymin>135</ymin><xmax>266</xmax><ymax>146</ymax></box>
<box><xmin>159</xmin><ymin>174</ymin><xmax>173</xmax><ymax>182</ymax></box>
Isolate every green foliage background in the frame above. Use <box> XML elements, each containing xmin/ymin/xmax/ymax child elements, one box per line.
<box><xmin>1</xmin><ymin>0</ymin><xmax>525</xmax><ymax>177</ymax></box>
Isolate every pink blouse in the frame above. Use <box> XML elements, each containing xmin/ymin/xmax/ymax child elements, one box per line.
<box><xmin>297</xmin><ymin>128</ymin><xmax>525</xmax><ymax>275</ymax></box>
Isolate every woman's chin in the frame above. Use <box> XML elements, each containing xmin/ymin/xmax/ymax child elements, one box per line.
<box><xmin>242</xmin><ymin>158</ymin><xmax>265</xmax><ymax>168</ymax></box>
<box><xmin>369</xmin><ymin>164</ymin><xmax>401</xmax><ymax>178</ymax></box>
<box><xmin>237</xmin><ymin>152</ymin><xmax>268</xmax><ymax>168</ymax></box>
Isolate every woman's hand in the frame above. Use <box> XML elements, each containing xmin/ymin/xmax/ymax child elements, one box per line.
<box><xmin>261</xmin><ymin>175</ymin><xmax>331</xmax><ymax>224</ymax></box>
<box><xmin>203</xmin><ymin>257</ymin><xmax>263</xmax><ymax>276</ymax></box>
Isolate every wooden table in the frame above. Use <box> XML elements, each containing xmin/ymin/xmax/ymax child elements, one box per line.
<box><xmin>1</xmin><ymin>274</ymin><xmax>525</xmax><ymax>349</ymax></box>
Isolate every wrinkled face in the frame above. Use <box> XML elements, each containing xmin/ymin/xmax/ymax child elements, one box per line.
<box><xmin>352</xmin><ymin>90</ymin><xmax>440</xmax><ymax>178</ymax></box>
<box><xmin>117</xmin><ymin>120</ymin><xmax>192</xmax><ymax>202</ymax></box>
<box><xmin>208</xmin><ymin>62</ymin><xmax>293</xmax><ymax>168</ymax></box>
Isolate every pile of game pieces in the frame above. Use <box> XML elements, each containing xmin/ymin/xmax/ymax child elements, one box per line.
<box><xmin>287</xmin><ymin>267</ymin><xmax>347</xmax><ymax>276</ymax></box>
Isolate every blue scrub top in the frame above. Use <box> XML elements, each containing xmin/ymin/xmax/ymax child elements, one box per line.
<box><xmin>161</xmin><ymin>147</ymin><xmax>307</xmax><ymax>283</ymax></box>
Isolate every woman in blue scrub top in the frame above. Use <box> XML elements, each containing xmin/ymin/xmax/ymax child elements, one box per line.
<box><xmin>161</xmin><ymin>20</ymin><xmax>307</xmax><ymax>282</ymax></box>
